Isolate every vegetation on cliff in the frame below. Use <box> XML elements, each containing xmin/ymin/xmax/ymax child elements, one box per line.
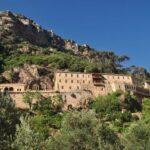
<box><xmin>0</xmin><ymin>10</ymin><xmax>150</xmax><ymax>149</ymax></box>
<box><xmin>0</xmin><ymin>11</ymin><xmax>149</xmax><ymax>82</ymax></box>
<box><xmin>0</xmin><ymin>92</ymin><xmax>150</xmax><ymax>150</ymax></box>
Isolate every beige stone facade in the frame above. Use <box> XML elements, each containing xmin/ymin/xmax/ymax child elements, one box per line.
<box><xmin>0</xmin><ymin>71</ymin><xmax>149</xmax><ymax>109</ymax></box>
<box><xmin>144</xmin><ymin>82</ymin><xmax>150</xmax><ymax>89</ymax></box>
<box><xmin>54</xmin><ymin>72</ymin><xmax>133</xmax><ymax>97</ymax></box>
<box><xmin>0</xmin><ymin>83</ymin><xmax>25</xmax><ymax>92</ymax></box>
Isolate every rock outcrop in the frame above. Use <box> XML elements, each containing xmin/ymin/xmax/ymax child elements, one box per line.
<box><xmin>0</xmin><ymin>11</ymin><xmax>94</xmax><ymax>56</ymax></box>
<box><xmin>2</xmin><ymin>64</ymin><xmax>54</xmax><ymax>90</ymax></box>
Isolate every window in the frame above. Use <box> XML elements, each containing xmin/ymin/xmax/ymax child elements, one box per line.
<box><xmin>118</xmin><ymin>76</ymin><xmax>120</xmax><ymax>79</ymax></box>
<box><xmin>77</xmin><ymin>80</ymin><xmax>79</xmax><ymax>83</ymax></box>
<box><xmin>69</xmin><ymin>86</ymin><xmax>72</xmax><ymax>89</ymax></box>
<box><xmin>83</xmin><ymin>80</ymin><xmax>85</xmax><ymax>83</ymax></box>
<box><xmin>59</xmin><ymin>79</ymin><xmax>61</xmax><ymax>82</ymax></box>
<box><xmin>65</xmin><ymin>80</ymin><xmax>67</xmax><ymax>83</ymax></box>
<box><xmin>101</xmin><ymin>88</ymin><xmax>103</xmax><ymax>91</ymax></box>
<box><xmin>9</xmin><ymin>87</ymin><xmax>14</xmax><ymax>91</ymax></box>
<box><xmin>77</xmin><ymin>86</ymin><xmax>79</xmax><ymax>90</ymax></box>
<box><xmin>71</xmin><ymin>74</ymin><xmax>73</xmax><ymax>77</ymax></box>
<box><xmin>71</xmin><ymin>80</ymin><xmax>73</xmax><ymax>83</ymax></box>
<box><xmin>77</xmin><ymin>74</ymin><xmax>79</xmax><ymax>78</ymax></box>
<box><xmin>61</xmin><ymin>86</ymin><xmax>64</xmax><ymax>89</ymax></box>
<box><xmin>89</xmin><ymin>81</ymin><xmax>90</xmax><ymax>84</ymax></box>
<box><xmin>65</xmin><ymin>73</ymin><xmax>67</xmax><ymax>77</ymax></box>
<box><xmin>83</xmin><ymin>74</ymin><xmax>84</xmax><ymax>77</ymax></box>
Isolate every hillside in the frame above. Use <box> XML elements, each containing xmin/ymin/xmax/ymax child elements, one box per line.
<box><xmin>0</xmin><ymin>10</ymin><xmax>150</xmax><ymax>150</ymax></box>
<box><xmin>0</xmin><ymin>11</ymin><xmax>149</xmax><ymax>88</ymax></box>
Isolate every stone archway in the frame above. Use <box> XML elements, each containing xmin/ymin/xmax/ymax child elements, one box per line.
<box><xmin>4</xmin><ymin>87</ymin><xmax>9</xmax><ymax>91</ymax></box>
<box><xmin>9</xmin><ymin>87</ymin><xmax>14</xmax><ymax>91</ymax></box>
<box><xmin>28</xmin><ymin>80</ymin><xmax>41</xmax><ymax>90</ymax></box>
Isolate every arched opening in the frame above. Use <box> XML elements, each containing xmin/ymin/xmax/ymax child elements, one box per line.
<box><xmin>9</xmin><ymin>87</ymin><xmax>14</xmax><ymax>91</ymax></box>
<box><xmin>4</xmin><ymin>87</ymin><xmax>9</xmax><ymax>91</ymax></box>
<box><xmin>32</xmin><ymin>84</ymin><xmax>40</xmax><ymax>90</ymax></box>
<box><xmin>68</xmin><ymin>105</ymin><xmax>73</xmax><ymax>110</ymax></box>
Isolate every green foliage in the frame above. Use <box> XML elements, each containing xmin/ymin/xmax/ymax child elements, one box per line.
<box><xmin>0</xmin><ymin>93</ymin><xmax>20</xmax><ymax>149</ymax></box>
<box><xmin>142</xmin><ymin>98</ymin><xmax>150</xmax><ymax>123</ymax></box>
<box><xmin>23</xmin><ymin>91</ymin><xmax>42</xmax><ymax>110</ymax></box>
<box><xmin>13</xmin><ymin>117</ymin><xmax>48</xmax><ymax>150</ymax></box>
<box><xmin>90</xmin><ymin>92</ymin><xmax>121</xmax><ymax>115</ymax></box>
<box><xmin>0</xmin><ymin>90</ymin><xmax>150</xmax><ymax>149</ymax></box>
<box><xmin>122</xmin><ymin>122</ymin><xmax>150</xmax><ymax>150</ymax></box>
<box><xmin>51</xmin><ymin>95</ymin><xmax>63</xmax><ymax>113</ymax></box>
<box><xmin>33</xmin><ymin>96</ymin><xmax>52</xmax><ymax>115</ymax></box>
<box><xmin>0</xmin><ymin>75</ymin><xmax>6</xmax><ymax>83</ymax></box>
<box><xmin>48</xmin><ymin>110</ymin><xmax>121</xmax><ymax>150</ymax></box>
<box><xmin>30</xmin><ymin>115</ymin><xmax>50</xmax><ymax>138</ymax></box>
<box><xmin>32</xmin><ymin>96</ymin><xmax>63</xmax><ymax>130</ymax></box>
<box><xmin>3</xmin><ymin>52</ymin><xmax>96</xmax><ymax>72</ymax></box>
<box><xmin>1</xmin><ymin>46</ymin><xmax>131</xmax><ymax>74</ymax></box>
<box><xmin>122</xmin><ymin>92</ymin><xmax>141</xmax><ymax>112</ymax></box>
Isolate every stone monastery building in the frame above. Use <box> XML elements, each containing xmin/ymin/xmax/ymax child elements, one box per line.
<box><xmin>0</xmin><ymin>71</ymin><xmax>150</xmax><ymax>109</ymax></box>
<box><xmin>54</xmin><ymin>72</ymin><xmax>133</xmax><ymax>97</ymax></box>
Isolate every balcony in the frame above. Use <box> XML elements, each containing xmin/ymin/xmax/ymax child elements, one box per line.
<box><xmin>125</xmin><ymin>84</ymin><xmax>150</xmax><ymax>97</ymax></box>
<box><xmin>92</xmin><ymin>73</ymin><xmax>105</xmax><ymax>86</ymax></box>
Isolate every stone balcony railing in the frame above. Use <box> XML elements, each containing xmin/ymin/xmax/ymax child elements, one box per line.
<box><xmin>125</xmin><ymin>84</ymin><xmax>150</xmax><ymax>97</ymax></box>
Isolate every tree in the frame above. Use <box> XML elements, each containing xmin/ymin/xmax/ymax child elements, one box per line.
<box><xmin>47</xmin><ymin>110</ymin><xmax>121</xmax><ymax>150</ymax></box>
<box><xmin>23</xmin><ymin>91</ymin><xmax>42</xmax><ymax>111</ymax></box>
<box><xmin>122</xmin><ymin>122</ymin><xmax>150</xmax><ymax>150</ymax></box>
<box><xmin>122</xmin><ymin>92</ymin><xmax>141</xmax><ymax>112</ymax></box>
<box><xmin>142</xmin><ymin>98</ymin><xmax>150</xmax><ymax>123</ymax></box>
<box><xmin>90</xmin><ymin>92</ymin><xmax>121</xmax><ymax>116</ymax></box>
<box><xmin>51</xmin><ymin>95</ymin><xmax>64</xmax><ymax>113</ymax></box>
<box><xmin>32</xmin><ymin>96</ymin><xmax>63</xmax><ymax>134</ymax></box>
<box><xmin>0</xmin><ymin>93</ymin><xmax>20</xmax><ymax>149</ymax></box>
<box><xmin>13</xmin><ymin>117</ymin><xmax>48</xmax><ymax>150</ymax></box>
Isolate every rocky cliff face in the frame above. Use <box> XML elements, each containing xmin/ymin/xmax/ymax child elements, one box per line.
<box><xmin>0</xmin><ymin>11</ymin><xmax>98</xmax><ymax>89</ymax></box>
<box><xmin>1</xmin><ymin>11</ymin><xmax>146</xmax><ymax>87</ymax></box>
<box><xmin>0</xmin><ymin>11</ymin><xmax>94</xmax><ymax>56</ymax></box>
<box><xmin>2</xmin><ymin>64</ymin><xmax>53</xmax><ymax>90</ymax></box>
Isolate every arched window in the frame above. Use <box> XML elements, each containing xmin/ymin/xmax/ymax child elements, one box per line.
<box><xmin>4</xmin><ymin>87</ymin><xmax>8</xmax><ymax>91</ymax></box>
<box><xmin>68</xmin><ymin>105</ymin><xmax>73</xmax><ymax>110</ymax></box>
<box><xmin>9</xmin><ymin>87</ymin><xmax>14</xmax><ymax>91</ymax></box>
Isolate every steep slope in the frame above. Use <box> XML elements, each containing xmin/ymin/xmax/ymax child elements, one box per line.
<box><xmin>0</xmin><ymin>10</ymin><xmax>94</xmax><ymax>55</ymax></box>
<box><xmin>0</xmin><ymin>10</ymin><xmax>149</xmax><ymax>88</ymax></box>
